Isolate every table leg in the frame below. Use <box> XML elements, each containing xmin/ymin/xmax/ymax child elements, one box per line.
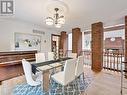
<box><xmin>42</xmin><ymin>71</ymin><xmax>50</xmax><ymax>93</ymax></box>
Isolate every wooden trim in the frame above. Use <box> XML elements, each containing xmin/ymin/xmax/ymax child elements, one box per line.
<box><xmin>51</xmin><ymin>34</ymin><xmax>60</xmax><ymax>37</ymax></box>
<box><xmin>84</xmin><ymin>25</ymin><xmax>125</xmax><ymax>35</ymax></box>
<box><xmin>0</xmin><ymin>58</ymin><xmax>35</xmax><ymax>67</ymax></box>
<box><xmin>51</xmin><ymin>34</ymin><xmax>60</xmax><ymax>52</ymax></box>
<box><xmin>104</xmin><ymin>25</ymin><xmax>124</xmax><ymax>32</ymax></box>
<box><xmin>0</xmin><ymin>50</ymin><xmax>36</xmax><ymax>56</ymax></box>
<box><xmin>84</xmin><ymin>32</ymin><xmax>90</xmax><ymax>35</ymax></box>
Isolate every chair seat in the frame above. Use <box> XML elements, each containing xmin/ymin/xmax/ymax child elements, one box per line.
<box><xmin>51</xmin><ymin>71</ymin><xmax>66</xmax><ymax>86</ymax></box>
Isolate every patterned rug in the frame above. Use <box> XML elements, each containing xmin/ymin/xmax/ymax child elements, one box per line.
<box><xmin>13</xmin><ymin>84</ymin><xmax>43</xmax><ymax>95</ymax></box>
<box><xmin>13</xmin><ymin>75</ymin><xmax>92</xmax><ymax>95</ymax></box>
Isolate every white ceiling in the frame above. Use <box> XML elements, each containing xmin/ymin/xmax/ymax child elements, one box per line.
<box><xmin>12</xmin><ymin>0</ymin><xmax>127</xmax><ymax>32</ymax></box>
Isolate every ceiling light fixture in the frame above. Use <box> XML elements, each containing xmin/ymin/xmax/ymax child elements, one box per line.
<box><xmin>45</xmin><ymin>8</ymin><xmax>65</xmax><ymax>28</ymax></box>
<box><xmin>110</xmin><ymin>37</ymin><xmax>115</xmax><ymax>41</ymax></box>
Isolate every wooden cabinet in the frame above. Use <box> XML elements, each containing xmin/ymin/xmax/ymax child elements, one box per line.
<box><xmin>0</xmin><ymin>51</ymin><xmax>37</xmax><ymax>84</ymax></box>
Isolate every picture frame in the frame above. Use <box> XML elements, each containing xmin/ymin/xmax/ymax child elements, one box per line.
<box><xmin>14</xmin><ymin>33</ymin><xmax>41</xmax><ymax>51</ymax></box>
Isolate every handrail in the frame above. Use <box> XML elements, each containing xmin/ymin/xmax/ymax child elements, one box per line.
<box><xmin>66</xmin><ymin>50</ymin><xmax>125</xmax><ymax>71</ymax></box>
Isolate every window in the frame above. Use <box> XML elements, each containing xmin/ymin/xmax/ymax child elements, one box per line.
<box><xmin>82</xmin><ymin>33</ymin><xmax>91</xmax><ymax>51</ymax></box>
<box><xmin>68</xmin><ymin>33</ymin><xmax>72</xmax><ymax>50</ymax></box>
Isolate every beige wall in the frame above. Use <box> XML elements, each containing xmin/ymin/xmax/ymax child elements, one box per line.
<box><xmin>0</xmin><ymin>19</ymin><xmax>58</xmax><ymax>52</ymax></box>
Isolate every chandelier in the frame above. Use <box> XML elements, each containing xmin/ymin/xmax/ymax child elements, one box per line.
<box><xmin>45</xmin><ymin>8</ymin><xmax>65</xmax><ymax>28</ymax></box>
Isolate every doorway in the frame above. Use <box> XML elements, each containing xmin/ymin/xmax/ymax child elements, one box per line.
<box><xmin>51</xmin><ymin>34</ymin><xmax>60</xmax><ymax>59</ymax></box>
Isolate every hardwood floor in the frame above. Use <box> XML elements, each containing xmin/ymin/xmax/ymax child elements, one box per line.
<box><xmin>82</xmin><ymin>66</ymin><xmax>127</xmax><ymax>95</ymax></box>
<box><xmin>0</xmin><ymin>65</ymin><xmax>127</xmax><ymax>95</ymax></box>
<box><xmin>0</xmin><ymin>75</ymin><xmax>26</xmax><ymax>95</ymax></box>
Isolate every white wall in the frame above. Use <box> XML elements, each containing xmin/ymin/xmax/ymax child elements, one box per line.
<box><xmin>0</xmin><ymin>19</ymin><xmax>58</xmax><ymax>52</ymax></box>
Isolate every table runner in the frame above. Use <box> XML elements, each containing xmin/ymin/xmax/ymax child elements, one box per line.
<box><xmin>32</xmin><ymin>57</ymin><xmax>72</xmax><ymax>74</ymax></box>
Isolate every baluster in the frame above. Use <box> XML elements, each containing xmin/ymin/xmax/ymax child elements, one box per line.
<box><xmin>113</xmin><ymin>52</ymin><xmax>115</xmax><ymax>71</ymax></box>
<box><xmin>107</xmin><ymin>51</ymin><xmax>109</xmax><ymax>69</ymax></box>
<box><xmin>120</xmin><ymin>53</ymin><xmax>123</xmax><ymax>71</ymax></box>
<box><xmin>103</xmin><ymin>52</ymin><xmax>104</xmax><ymax>68</ymax></box>
<box><xmin>105</xmin><ymin>52</ymin><xmax>107</xmax><ymax>68</ymax></box>
<box><xmin>117</xmin><ymin>52</ymin><xmax>119</xmax><ymax>71</ymax></box>
<box><xmin>104</xmin><ymin>52</ymin><xmax>106</xmax><ymax>69</ymax></box>
<box><xmin>110</xmin><ymin>52</ymin><xmax>112</xmax><ymax>70</ymax></box>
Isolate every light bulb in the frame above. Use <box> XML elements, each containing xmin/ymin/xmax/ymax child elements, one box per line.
<box><xmin>55</xmin><ymin>23</ymin><xmax>61</xmax><ymax>28</ymax></box>
<box><xmin>45</xmin><ymin>17</ymin><xmax>53</xmax><ymax>25</ymax></box>
<box><xmin>58</xmin><ymin>16</ymin><xmax>65</xmax><ymax>24</ymax></box>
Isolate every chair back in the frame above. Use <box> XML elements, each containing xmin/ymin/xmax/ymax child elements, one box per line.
<box><xmin>47</xmin><ymin>52</ymin><xmax>54</xmax><ymax>60</ymax></box>
<box><xmin>75</xmin><ymin>56</ymin><xmax>84</xmax><ymax>77</ymax></box>
<box><xmin>64</xmin><ymin>58</ymin><xmax>76</xmax><ymax>85</ymax></box>
<box><xmin>35</xmin><ymin>53</ymin><xmax>45</xmax><ymax>63</ymax></box>
<box><xmin>22</xmin><ymin>59</ymin><xmax>40</xmax><ymax>86</ymax></box>
<box><xmin>68</xmin><ymin>53</ymin><xmax>77</xmax><ymax>58</ymax></box>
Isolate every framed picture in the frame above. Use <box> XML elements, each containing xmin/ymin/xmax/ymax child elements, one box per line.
<box><xmin>14</xmin><ymin>33</ymin><xmax>41</xmax><ymax>51</ymax></box>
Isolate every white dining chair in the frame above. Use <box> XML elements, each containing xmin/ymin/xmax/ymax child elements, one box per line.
<box><xmin>51</xmin><ymin>58</ymin><xmax>77</xmax><ymax>94</ymax></box>
<box><xmin>22</xmin><ymin>59</ymin><xmax>42</xmax><ymax>86</ymax></box>
<box><xmin>47</xmin><ymin>52</ymin><xmax>54</xmax><ymax>61</ymax></box>
<box><xmin>35</xmin><ymin>53</ymin><xmax>45</xmax><ymax>63</ymax></box>
<box><xmin>68</xmin><ymin>53</ymin><xmax>77</xmax><ymax>58</ymax></box>
<box><xmin>75</xmin><ymin>56</ymin><xmax>84</xmax><ymax>78</ymax></box>
<box><xmin>73</xmin><ymin>56</ymin><xmax>84</xmax><ymax>94</ymax></box>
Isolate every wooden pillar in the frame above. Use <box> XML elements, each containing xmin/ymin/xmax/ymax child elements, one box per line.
<box><xmin>125</xmin><ymin>16</ymin><xmax>127</xmax><ymax>77</ymax></box>
<box><xmin>91</xmin><ymin>22</ymin><xmax>103</xmax><ymax>72</ymax></box>
<box><xmin>72</xmin><ymin>28</ymin><xmax>82</xmax><ymax>55</ymax></box>
<box><xmin>59</xmin><ymin>31</ymin><xmax>68</xmax><ymax>55</ymax></box>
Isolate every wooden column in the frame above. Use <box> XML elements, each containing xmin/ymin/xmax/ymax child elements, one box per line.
<box><xmin>125</xmin><ymin>16</ymin><xmax>127</xmax><ymax>77</ymax></box>
<box><xmin>91</xmin><ymin>22</ymin><xmax>103</xmax><ymax>72</ymax></box>
<box><xmin>72</xmin><ymin>28</ymin><xmax>82</xmax><ymax>55</ymax></box>
<box><xmin>59</xmin><ymin>31</ymin><xmax>68</xmax><ymax>55</ymax></box>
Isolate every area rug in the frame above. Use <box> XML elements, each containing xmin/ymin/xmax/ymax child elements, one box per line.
<box><xmin>13</xmin><ymin>75</ymin><xmax>92</xmax><ymax>95</ymax></box>
<box><xmin>49</xmin><ymin>74</ymin><xmax>92</xmax><ymax>95</ymax></box>
<box><xmin>13</xmin><ymin>84</ymin><xmax>44</xmax><ymax>95</ymax></box>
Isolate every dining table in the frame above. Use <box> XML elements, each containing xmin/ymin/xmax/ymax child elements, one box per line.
<box><xmin>31</xmin><ymin>57</ymin><xmax>72</xmax><ymax>93</ymax></box>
